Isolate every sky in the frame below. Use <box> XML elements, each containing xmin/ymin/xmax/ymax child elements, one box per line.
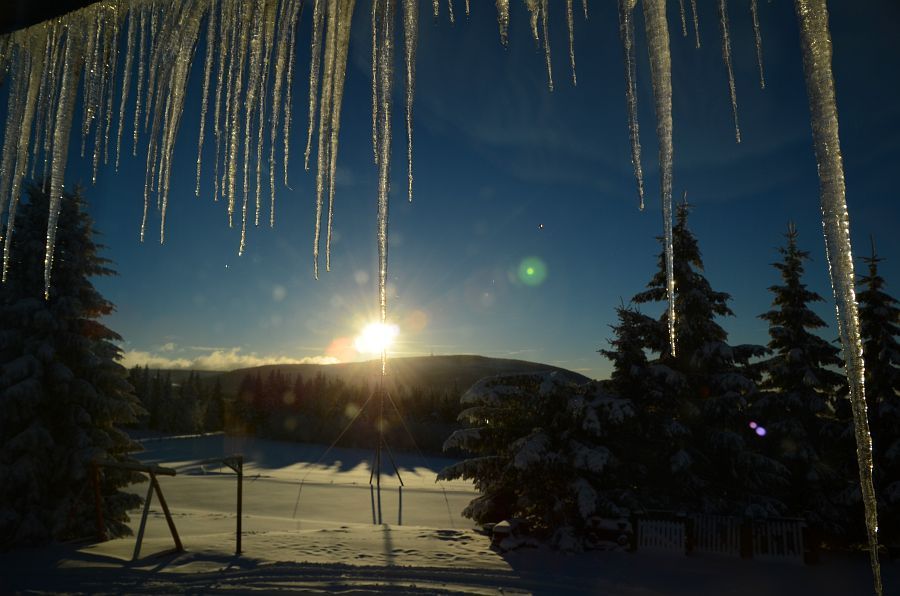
<box><xmin>9</xmin><ymin>0</ymin><xmax>900</xmax><ymax>380</ymax></box>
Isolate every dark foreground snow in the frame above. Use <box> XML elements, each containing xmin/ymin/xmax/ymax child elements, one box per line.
<box><xmin>1</xmin><ymin>433</ymin><xmax>896</xmax><ymax>595</ymax></box>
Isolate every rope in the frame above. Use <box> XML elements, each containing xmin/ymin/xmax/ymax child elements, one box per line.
<box><xmin>291</xmin><ymin>390</ymin><xmax>376</xmax><ymax>518</ymax></box>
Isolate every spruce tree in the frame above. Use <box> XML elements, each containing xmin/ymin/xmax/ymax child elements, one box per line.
<box><xmin>632</xmin><ymin>202</ymin><xmax>784</xmax><ymax>515</ymax></box>
<box><xmin>439</xmin><ymin>372</ymin><xmax>634</xmax><ymax>550</ymax></box>
<box><xmin>753</xmin><ymin>223</ymin><xmax>846</xmax><ymax>529</ymax></box>
<box><xmin>857</xmin><ymin>239</ymin><xmax>900</xmax><ymax>544</ymax></box>
<box><xmin>0</xmin><ymin>185</ymin><xmax>143</xmax><ymax>547</ymax></box>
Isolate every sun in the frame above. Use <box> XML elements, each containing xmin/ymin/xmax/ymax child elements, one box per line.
<box><xmin>354</xmin><ymin>322</ymin><xmax>399</xmax><ymax>355</ymax></box>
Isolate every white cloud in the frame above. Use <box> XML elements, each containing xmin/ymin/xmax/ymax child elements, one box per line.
<box><xmin>120</xmin><ymin>347</ymin><xmax>338</xmax><ymax>371</ymax></box>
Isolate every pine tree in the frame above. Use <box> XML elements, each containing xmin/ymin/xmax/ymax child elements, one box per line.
<box><xmin>0</xmin><ymin>185</ymin><xmax>143</xmax><ymax>547</ymax></box>
<box><xmin>857</xmin><ymin>239</ymin><xmax>900</xmax><ymax>544</ymax></box>
<box><xmin>599</xmin><ymin>304</ymin><xmax>683</xmax><ymax>511</ymax></box>
<box><xmin>439</xmin><ymin>372</ymin><xmax>634</xmax><ymax>550</ymax></box>
<box><xmin>632</xmin><ymin>202</ymin><xmax>784</xmax><ymax>515</ymax></box>
<box><xmin>753</xmin><ymin>223</ymin><xmax>846</xmax><ymax>529</ymax></box>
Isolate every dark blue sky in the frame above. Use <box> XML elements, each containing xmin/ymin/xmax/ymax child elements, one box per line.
<box><xmin>27</xmin><ymin>1</ymin><xmax>900</xmax><ymax>378</ymax></box>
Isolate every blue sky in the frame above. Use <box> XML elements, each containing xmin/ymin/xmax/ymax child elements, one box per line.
<box><xmin>26</xmin><ymin>0</ymin><xmax>900</xmax><ymax>379</ymax></box>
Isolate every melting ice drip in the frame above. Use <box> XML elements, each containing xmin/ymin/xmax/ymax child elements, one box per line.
<box><xmin>0</xmin><ymin>3</ymin><xmax>882</xmax><ymax>592</ymax></box>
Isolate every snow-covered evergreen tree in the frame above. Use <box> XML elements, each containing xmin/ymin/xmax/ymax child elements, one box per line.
<box><xmin>857</xmin><ymin>239</ymin><xmax>900</xmax><ymax>544</ymax></box>
<box><xmin>0</xmin><ymin>185</ymin><xmax>143</xmax><ymax>547</ymax></box>
<box><xmin>632</xmin><ymin>202</ymin><xmax>785</xmax><ymax>516</ymax></box>
<box><xmin>753</xmin><ymin>223</ymin><xmax>846</xmax><ymax>529</ymax></box>
<box><xmin>438</xmin><ymin>372</ymin><xmax>633</xmax><ymax>550</ymax></box>
<box><xmin>598</xmin><ymin>305</ymin><xmax>681</xmax><ymax>510</ymax></box>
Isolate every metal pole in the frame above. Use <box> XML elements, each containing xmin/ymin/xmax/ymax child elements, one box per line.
<box><xmin>151</xmin><ymin>472</ymin><xmax>183</xmax><ymax>553</ymax></box>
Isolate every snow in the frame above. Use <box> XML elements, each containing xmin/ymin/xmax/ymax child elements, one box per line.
<box><xmin>1</xmin><ymin>432</ymin><xmax>897</xmax><ymax>595</ymax></box>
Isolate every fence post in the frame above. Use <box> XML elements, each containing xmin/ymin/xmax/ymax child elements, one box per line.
<box><xmin>236</xmin><ymin>456</ymin><xmax>243</xmax><ymax>555</ymax></box>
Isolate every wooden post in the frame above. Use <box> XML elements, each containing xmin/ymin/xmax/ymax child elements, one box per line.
<box><xmin>150</xmin><ymin>471</ymin><xmax>183</xmax><ymax>554</ymax></box>
<box><xmin>133</xmin><ymin>480</ymin><xmax>155</xmax><ymax>561</ymax></box>
<box><xmin>235</xmin><ymin>457</ymin><xmax>242</xmax><ymax>555</ymax></box>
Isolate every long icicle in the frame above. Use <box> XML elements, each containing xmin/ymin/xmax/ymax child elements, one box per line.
<box><xmin>618</xmin><ymin>0</ymin><xmax>644</xmax><ymax>211</ymax></box>
<box><xmin>240</xmin><ymin>0</ymin><xmax>264</xmax><ymax>256</ymax></box>
<box><xmin>325</xmin><ymin>0</ymin><xmax>357</xmax><ymax>271</ymax></box>
<box><xmin>195</xmin><ymin>0</ymin><xmax>218</xmax><ymax>195</ymax></box>
<box><xmin>678</xmin><ymin>0</ymin><xmax>687</xmax><ymax>37</ymax></box>
<box><xmin>133</xmin><ymin>5</ymin><xmax>147</xmax><ymax>155</ymax></box>
<box><xmin>539</xmin><ymin>0</ymin><xmax>553</xmax><ymax>92</ymax></box>
<box><xmin>566</xmin><ymin>0</ymin><xmax>577</xmax><ymax>86</ymax></box>
<box><xmin>305</xmin><ymin>0</ymin><xmax>326</xmax><ymax>171</ymax></box>
<box><xmin>371</xmin><ymin>0</ymin><xmax>380</xmax><ymax>164</ymax></box>
<box><xmin>115</xmin><ymin>8</ymin><xmax>135</xmax><ymax>171</ymax></box>
<box><xmin>690</xmin><ymin>0</ymin><xmax>700</xmax><ymax>49</ymax></box>
<box><xmin>4</xmin><ymin>38</ymin><xmax>44</xmax><ymax>281</ymax></box>
<box><xmin>717</xmin><ymin>0</ymin><xmax>740</xmax><ymax>143</ymax></box>
<box><xmin>403</xmin><ymin>0</ymin><xmax>418</xmax><ymax>201</ymax></box>
<box><xmin>376</xmin><ymin>0</ymin><xmax>396</xmax><ymax>374</ymax></box>
<box><xmin>495</xmin><ymin>0</ymin><xmax>510</xmax><ymax>47</ymax></box>
<box><xmin>255</xmin><ymin>0</ymin><xmax>277</xmax><ymax>228</ymax></box>
<box><xmin>46</xmin><ymin>23</ymin><xmax>84</xmax><ymax>298</ymax></box>
<box><xmin>750</xmin><ymin>0</ymin><xmax>765</xmax><ymax>89</ymax></box>
<box><xmin>313</xmin><ymin>0</ymin><xmax>339</xmax><ymax>277</ymax></box>
<box><xmin>795</xmin><ymin>3</ymin><xmax>880</xmax><ymax>594</ymax></box>
<box><xmin>641</xmin><ymin>0</ymin><xmax>675</xmax><ymax>357</ymax></box>
<box><xmin>282</xmin><ymin>0</ymin><xmax>303</xmax><ymax>188</ymax></box>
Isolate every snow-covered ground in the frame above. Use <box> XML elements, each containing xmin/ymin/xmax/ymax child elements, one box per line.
<box><xmin>1</xmin><ymin>433</ymin><xmax>896</xmax><ymax>594</ymax></box>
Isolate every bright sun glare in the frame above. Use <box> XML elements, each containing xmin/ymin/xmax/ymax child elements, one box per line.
<box><xmin>353</xmin><ymin>322</ymin><xmax>399</xmax><ymax>355</ymax></box>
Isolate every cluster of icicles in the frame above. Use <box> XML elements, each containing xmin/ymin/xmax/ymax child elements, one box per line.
<box><xmin>0</xmin><ymin>1</ymin><xmax>883</xmax><ymax>593</ymax></box>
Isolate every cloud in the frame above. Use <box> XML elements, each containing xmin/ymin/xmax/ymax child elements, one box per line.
<box><xmin>120</xmin><ymin>347</ymin><xmax>339</xmax><ymax>371</ymax></box>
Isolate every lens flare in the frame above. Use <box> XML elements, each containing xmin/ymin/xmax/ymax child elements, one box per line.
<box><xmin>749</xmin><ymin>421</ymin><xmax>758</xmax><ymax>429</ymax></box>
<box><xmin>755</xmin><ymin>427</ymin><xmax>767</xmax><ymax>437</ymax></box>
<box><xmin>517</xmin><ymin>256</ymin><xmax>548</xmax><ymax>286</ymax></box>
<box><xmin>354</xmin><ymin>322</ymin><xmax>399</xmax><ymax>354</ymax></box>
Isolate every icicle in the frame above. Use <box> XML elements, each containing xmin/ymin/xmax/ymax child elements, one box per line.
<box><xmin>525</xmin><ymin>0</ymin><xmax>540</xmax><ymax>43</ymax></box>
<box><xmin>46</xmin><ymin>24</ymin><xmax>84</xmax><ymax>299</ymax></box>
<box><xmin>255</xmin><ymin>0</ymin><xmax>277</xmax><ymax>228</ymax></box>
<box><xmin>618</xmin><ymin>0</ymin><xmax>644</xmax><ymax>211</ymax></box>
<box><xmin>0</xmin><ymin>48</ymin><xmax>26</xmax><ymax>220</ymax></box>
<box><xmin>496</xmin><ymin>0</ymin><xmax>510</xmax><ymax>47</ymax></box>
<box><xmin>582</xmin><ymin>0</ymin><xmax>588</xmax><ymax>20</ymax></box>
<box><xmin>80</xmin><ymin>8</ymin><xmax>102</xmax><ymax>159</ymax></box>
<box><xmin>750</xmin><ymin>0</ymin><xmax>766</xmax><ymax>89</ymax></box>
<box><xmin>116</xmin><ymin>9</ymin><xmax>136</xmax><ymax>171</ymax></box>
<box><xmin>690</xmin><ymin>0</ymin><xmax>700</xmax><ymax>49</ymax></box>
<box><xmin>540</xmin><ymin>0</ymin><xmax>553</xmax><ymax>92</ymax></box>
<box><xmin>371</xmin><ymin>0</ymin><xmax>380</xmax><ymax>164</ymax></box>
<box><xmin>678</xmin><ymin>0</ymin><xmax>688</xmax><ymax>37</ymax></box>
<box><xmin>566</xmin><ymin>0</ymin><xmax>577</xmax><ymax>86</ymax></box>
<box><xmin>305</xmin><ymin>0</ymin><xmax>326</xmax><ymax>171</ymax></box>
<box><xmin>282</xmin><ymin>0</ymin><xmax>302</xmax><ymax>188</ymax></box>
<box><xmin>376</xmin><ymin>0</ymin><xmax>396</xmax><ymax>346</ymax></box>
<box><xmin>447</xmin><ymin>0</ymin><xmax>455</xmax><ymax>24</ymax></box>
<box><xmin>227</xmin><ymin>0</ymin><xmax>253</xmax><ymax>228</ymax></box>
<box><xmin>40</xmin><ymin>23</ymin><xmax>64</xmax><ymax>181</ymax></box>
<box><xmin>240</xmin><ymin>0</ymin><xmax>264</xmax><ymax>256</ymax></box>
<box><xmin>403</xmin><ymin>0</ymin><xmax>418</xmax><ymax>201</ymax></box>
<box><xmin>433</xmin><ymin>0</ymin><xmax>439</xmax><ymax>19</ymax></box>
<box><xmin>133</xmin><ymin>5</ymin><xmax>147</xmax><ymax>155</ymax></box>
<box><xmin>213</xmin><ymin>0</ymin><xmax>234</xmax><ymax>203</ymax></box>
<box><xmin>101</xmin><ymin>6</ymin><xmax>119</xmax><ymax>168</ymax></box>
<box><xmin>30</xmin><ymin>21</ymin><xmax>58</xmax><ymax>180</ymax></box>
<box><xmin>270</xmin><ymin>0</ymin><xmax>302</xmax><ymax>226</ymax></box>
<box><xmin>641</xmin><ymin>0</ymin><xmax>676</xmax><ymax>358</ymax></box>
<box><xmin>325</xmin><ymin>0</ymin><xmax>358</xmax><ymax>271</ymax></box>
<box><xmin>195</xmin><ymin>0</ymin><xmax>218</xmax><ymax>195</ymax></box>
<box><xmin>466</xmin><ymin>0</ymin><xmax>471</xmax><ymax>17</ymax></box>
<box><xmin>2</xmin><ymin>39</ymin><xmax>44</xmax><ymax>282</ymax></box>
<box><xmin>717</xmin><ymin>0</ymin><xmax>741</xmax><ymax>143</ymax></box>
<box><xmin>313</xmin><ymin>0</ymin><xmax>340</xmax><ymax>277</ymax></box>
<box><xmin>795</xmin><ymin>3</ymin><xmax>881</xmax><ymax>594</ymax></box>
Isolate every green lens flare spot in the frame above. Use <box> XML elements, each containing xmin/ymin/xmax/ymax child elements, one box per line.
<box><xmin>517</xmin><ymin>257</ymin><xmax>547</xmax><ymax>286</ymax></box>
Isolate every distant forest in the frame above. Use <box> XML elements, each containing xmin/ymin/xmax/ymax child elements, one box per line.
<box><xmin>127</xmin><ymin>366</ymin><xmax>465</xmax><ymax>455</ymax></box>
